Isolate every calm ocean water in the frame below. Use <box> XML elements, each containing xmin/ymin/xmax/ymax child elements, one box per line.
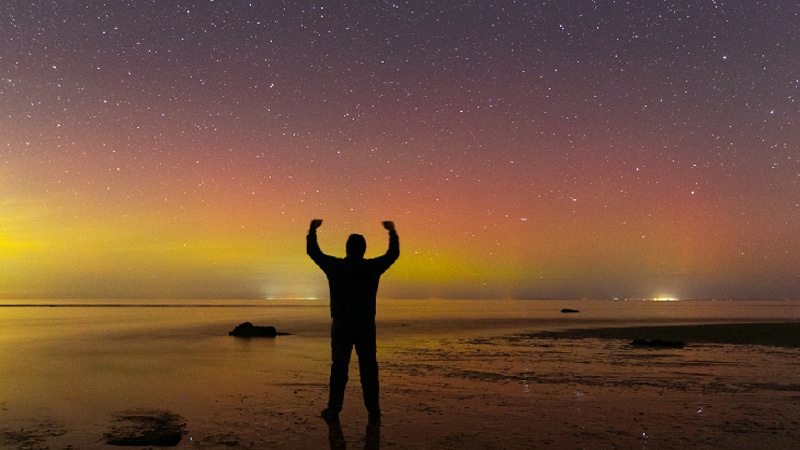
<box><xmin>1</xmin><ymin>298</ymin><xmax>798</xmax><ymax>447</ymax></box>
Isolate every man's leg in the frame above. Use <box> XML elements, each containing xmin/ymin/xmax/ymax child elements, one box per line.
<box><xmin>327</xmin><ymin>319</ymin><xmax>353</xmax><ymax>416</ymax></box>
<box><xmin>354</xmin><ymin>320</ymin><xmax>380</xmax><ymax>418</ymax></box>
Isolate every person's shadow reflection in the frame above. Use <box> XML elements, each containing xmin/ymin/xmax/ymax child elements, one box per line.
<box><xmin>327</xmin><ymin>419</ymin><xmax>380</xmax><ymax>450</ymax></box>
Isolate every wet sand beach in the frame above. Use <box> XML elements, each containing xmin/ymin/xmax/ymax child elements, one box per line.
<box><xmin>2</xmin><ymin>300</ymin><xmax>800</xmax><ymax>449</ymax></box>
<box><xmin>377</xmin><ymin>321</ymin><xmax>800</xmax><ymax>449</ymax></box>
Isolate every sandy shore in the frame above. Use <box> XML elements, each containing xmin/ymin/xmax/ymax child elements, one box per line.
<box><xmin>3</xmin><ymin>321</ymin><xmax>800</xmax><ymax>449</ymax></box>
<box><xmin>373</xmin><ymin>321</ymin><xmax>800</xmax><ymax>449</ymax></box>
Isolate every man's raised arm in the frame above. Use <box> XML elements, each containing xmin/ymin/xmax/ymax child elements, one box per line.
<box><xmin>307</xmin><ymin>219</ymin><xmax>324</xmax><ymax>261</ymax></box>
<box><xmin>382</xmin><ymin>221</ymin><xmax>400</xmax><ymax>261</ymax></box>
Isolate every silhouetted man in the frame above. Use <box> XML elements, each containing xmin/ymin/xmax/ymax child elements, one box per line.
<box><xmin>307</xmin><ymin>219</ymin><xmax>400</xmax><ymax>425</ymax></box>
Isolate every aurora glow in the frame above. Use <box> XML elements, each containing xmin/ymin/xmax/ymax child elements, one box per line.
<box><xmin>1</xmin><ymin>1</ymin><xmax>798</xmax><ymax>300</ymax></box>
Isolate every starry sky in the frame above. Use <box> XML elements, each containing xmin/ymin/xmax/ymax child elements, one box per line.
<box><xmin>1</xmin><ymin>1</ymin><xmax>798</xmax><ymax>300</ymax></box>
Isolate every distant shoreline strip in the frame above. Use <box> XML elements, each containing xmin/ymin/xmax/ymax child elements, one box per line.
<box><xmin>0</xmin><ymin>303</ymin><xmax>313</xmax><ymax>308</ymax></box>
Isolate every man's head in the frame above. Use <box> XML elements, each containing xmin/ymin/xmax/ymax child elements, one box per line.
<box><xmin>346</xmin><ymin>234</ymin><xmax>367</xmax><ymax>258</ymax></box>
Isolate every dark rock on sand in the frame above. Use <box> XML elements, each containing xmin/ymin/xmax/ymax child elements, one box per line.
<box><xmin>561</xmin><ymin>308</ymin><xmax>580</xmax><ymax>313</ymax></box>
<box><xmin>104</xmin><ymin>409</ymin><xmax>185</xmax><ymax>446</ymax></box>
<box><xmin>630</xmin><ymin>338</ymin><xmax>685</xmax><ymax>349</ymax></box>
<box><xmin>229</xmin><ymin>322</ymin><xmax>281</xmax><ymax>337</ymax></box>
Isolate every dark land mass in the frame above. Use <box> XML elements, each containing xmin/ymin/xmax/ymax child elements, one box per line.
<box><xmin>524</xmin><ymin>322</ymin><xmax>800</xmax><ymax>348</ymax></box>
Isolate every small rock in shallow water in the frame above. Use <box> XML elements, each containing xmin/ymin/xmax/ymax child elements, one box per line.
<box><xmin>229</xmin><ymin>322</ymin><xmax>278</xmax><ymax>337</ymax></box>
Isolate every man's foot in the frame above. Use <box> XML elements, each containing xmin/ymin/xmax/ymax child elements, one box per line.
<box><xmin>321</xmin><ymin>408</ymin><xmax>340</xmax><ymax>424</ymax></box>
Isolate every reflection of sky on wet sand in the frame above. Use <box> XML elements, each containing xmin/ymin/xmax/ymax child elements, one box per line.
<box><xmin>0</xmin><ymin>301</ymin><xmax>329</xmax><ymax>444</ymax></box>
<box><xmin>2</xmin><ymin>299</ymin><xmax>800</xmax><ymax>448</ymax></box>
